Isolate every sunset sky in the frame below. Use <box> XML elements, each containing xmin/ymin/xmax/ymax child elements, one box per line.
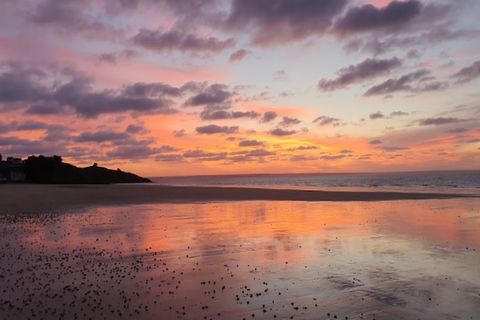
<box><xmin>1</xmin><ymin>0</ymin><xmax>479</xmax><ymax>176</ymax></box>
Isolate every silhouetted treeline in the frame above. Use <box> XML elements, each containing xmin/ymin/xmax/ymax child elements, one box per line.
<box><xmin>24</xmin><ymin>155</ymin><xmax>151</xmax><ymax>184</ymax></box>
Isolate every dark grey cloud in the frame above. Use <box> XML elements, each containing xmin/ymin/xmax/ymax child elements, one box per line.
<box><xmin>0</xmin><ymin>135</ymin><xmax>68</xmax><ymax>157</ymax></box>
<box><xmin>452</xmin><ymin>60</ymin><xmax>480</xmax><ymax>84</ymax></box>
<box><xmin>226</xmin><ymin>0</ymin><xmax>347</xmax><ymax>45</ymax></box>
<box><xmin>369</xmin><ymin>111</ymin><xmax>385</xmax><ymax>120</ymax></box>
<box><xmin>123</xmin><ymin>82</ymin><xmax>183</xmax><ymax>97</ymax></box>
<box><xmin>69</xmin><ymin>127</ymin><xmax>176</xmax><ymax>159</ymax></box>
<box><xmin>104</xmin><ymin>132</ymin><xmax>177</xmax><ymax>159</ymax></box>
<box><xmin>313</xmin><ymin>116</ymin><xmax>341</xmax><ymax>126</ymax></box>
<box><xmin>239</xmin><ymin>140</ymin><xmax>264</xmax><ymax>147</ymax></box>
<box><xmin>200</xmin><ymin>109</ymin><xmax>260</xmax><ymax>120</ymax></box>
<box><xmin>448</xmin><ymin>128</ymin><xmax>469</xmax><ymax>134</ymax></box>
<box><xmin>30</xmin><ymin>0</ymin><xmax>80</xmax><ymax>23</ymax></box>
<box><xmin>132</xmin><ymin>29</ymin><xmax>235</xmax><ymax>54</ymax></box>
<box><xmin>97</xmin><ymin>50</ymin><xmax>137</xmax><ymax>64</ymax></box>
<box><xmin>196</xmin><ymin>124</ymin><xmax>239</xmax><ymax>134</ymax></box>
<box><xmin>242</xmin><ymin>149</ymin><xmax>275</xmax><ymax>157</ymax></box>
<box><xmin>270</xmin><ymin>128</ymin><xmax>296</xmax><ymax>136</ymax></box>
<box><xmin>357</xmin><ymin>154</ymin><xmax>372</xmax><ymax>160</ymax></box>
<box><xmin>229</xmin><ymin>49</ymin><xmax>252</xmax><ymax>62</ymax></box>
<box><xmin>0</xmin><ymin>64</ymin><xmax>181</xmax><ymax>117</ymax></box>
<box><xmin>0</xmin><ymin>120</ymin><xmax>75</xmax><ymax>156</ymax></box>
<box><xmin>337</xmin><ymin>1</ymin><xmax>466</xmax><ymax>55</ymax></box>
<box><xmin>126</xmin><ymin>124</ymin><xmax>146</xmax><ymax>134</ymax></box>
<box><xmin>106</xmin><ymin>142</ymin><xmax>163</xmax><ymax>159</ymax></box>
<box><xmin>0</xmin><ymin>121</ymin><xmax>32</xmax><ymax>133</ymax></box>
<box><xmin>74</xmin><ymin>130</ymin><xmax>128</xmax><ymax>143</ymax></box>
<box><xmin>26</xmin><ymin>103</ymin><xmax>64</xmax><ymax>115</ymax></box>
<box><xmin>320</xmin><ymin>154</ymin><xmax>347</xmax><ymax>161</ymax></box>
<box><xmin>54</xmin><ymin>77</ymin><xmax>176</xmax><ymax>117</ymax></box>
<box><xmin>0</xmin><ymin>136</ymin><xmax>32</xmax><ymax>146</ymax></box>
<box><xmin>228</xmin><ymin>155</ymin><xmax>252</xmax><ymax>162</ymax></box>
<box><xmin>153</xmin><ymin>0</ymin><xmax>224</xmax><ymax>27</ymax></box>
<box><xmin>185</xmin><ymin>84</ymin><xmax>233</xmax><ymax>107</ymax></box>
<box><xmin>101</xmin><ymin>0</ymin><xmax>140</xmax><ymax>13</ymax></box>
<box><xmin>97</xmin><ymin>53</ymin><xmax>117</xmax><ymax>64</ymax></box>
<box><xmin>155</xmin><ymin>154</ymin><xmax>185</xmax><ymax>162</ymax></box>
<box><xmin>160</xmin><ymin>0</ymin><xmax>220</xmax><ymax>14</ymax></box>
<box><xmin>27</xmin><ymin>0</ymin><xmax>220</xmax><ymax>38</ymax></box>
<box><xmin>0</xmin><ymin>118</ymin><xmax>164</xmax><ymax>162</ymax></box>
<box><xmin>31</xmin><ymin>0</ymin><xmax>95</xmax><ymax>29</ymax></box>
<box><xmin>279</xmin><ymin>116</ymin><xmax>301</xmax><ymax>127</ymax></box>
<box><xmin>157</xmin><ymin>145</ymin><xmax>178</xmax><ymax>153</ymax></box>
<box><xmin>29</xmin><ymin>0</ymin><xmax>119</xmax><ymax>37</ymax></box>
<box><xmin>0</xmin><ymin>63</ymin><xmax>179</xmax><ymax>117</ymax></box>
<box><xmin>369</xmin><ymin>139</ymin><xmax>382</xmax><ymax>145</ymax></box>
<box><xmin>364</xmin><ymin>69</ymin><xmax>448</xmax><ymax>96</ymax></box>
<box><xmin>261</xmin><ymin>111</ymin><xmax>277</xmax><ymax>123</ymax></box>
<box><xmin>100</xmin><ymin>0</ymin><xmax>225</xmax><ymax>31</ymax></box>
<box><xmin>173</xmin><ymin>129</ymin><xmax>186</xmax><ymax>137</ymax></box>
<box><xmin>0</xmin><ymin>63</ymin><xmax>49</xmax><ymax>103</ymax></box>
<box><xmin>178</xmin><ymin>81</ymin><xmax>209</xmax><ymax>92</ymax></box>
<box><xmin>380</xmin><ymin>146</ymin><xmax>409</xmax><ymax>151</ymax></box>
<box><xmin>183</xmin><ymin>149</ymin><xmax>227</xmax><ymax>161</ymax></box>
<box><xmin>228</xmin><ymin>148</ymin><xmax>276</xmax><ymax>162</ymax></box>
<box><xmin>418</xmin><ymin>117</ymin><xmax>465</xmax><ymax>126</ymax></box>
<box><xmin>290</xmin><ymin>155</ymin><xmax>317</xmax><ymax>162</ymax></box>
<box><xmin>0</xmin><ymin>120</ymin><xmax>68</xmax><ymax>136</ymax></box>
<box><xmin>334</xmin><ymin>0</ymin><xmax>422</xmax><ymax>35</ymax></box>
<box><xmin>318</xmin><ymin>57</ymin><xmax>401</xmax><ymax>91</ymax></box>
<box><xmin>344</xmin><ymin>28</ymin><xmax>478</xmax><ymax>55</ymax></box>
<box><xmin>407</xmin><ymin>49</ymin><xmax>421</xmax><ymax>59</ymax></box>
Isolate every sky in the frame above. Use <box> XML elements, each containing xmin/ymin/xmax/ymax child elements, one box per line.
<box><xmin>0</xmin><ymin>0</ymin><xmax>479</xmax><ymax>176</ymax></box>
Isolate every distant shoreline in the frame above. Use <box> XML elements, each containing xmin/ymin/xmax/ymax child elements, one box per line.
<box><xmin>0</xmin><ymin>184</ymin><xmax>477</xmax><ymax>214</ymax></box>
<box><xmin>150</xmin><ymin>169</ymin><xmax>480</xmax><ymax>179</ymax></box>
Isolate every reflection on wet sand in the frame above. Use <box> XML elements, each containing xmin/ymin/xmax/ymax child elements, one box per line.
<box><xmin>0</xmin><ymin>199</ymin><xmax>479</xmax><ymax>319</ymax></box>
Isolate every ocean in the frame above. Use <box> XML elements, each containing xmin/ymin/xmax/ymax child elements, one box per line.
<box><xmin>153</xmin><ymin>170</ymin><xmax>480</xmax><ymax>194</ymax></box>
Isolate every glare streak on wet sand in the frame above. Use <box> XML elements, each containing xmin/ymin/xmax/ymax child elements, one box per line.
<box><xmin>0</xmin><ymin>190</ymin><xmax>479</xmax><ymax>319</ymax></box>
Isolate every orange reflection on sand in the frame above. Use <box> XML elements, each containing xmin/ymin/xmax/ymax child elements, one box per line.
<box><xmin>20</xmin><ymin>199</ymin><xmax>480</xmax><ymax>254</ymax></box>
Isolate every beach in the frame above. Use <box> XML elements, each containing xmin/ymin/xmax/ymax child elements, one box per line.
<box><xmin>0</xmin><ymin>185</ymin><xmax>479</xmax><ymax>319</ymax></box>
<box><xmin>0</xmin><ymin>184</ymin><xmax>476</xmax><ymax>214</ymax></box>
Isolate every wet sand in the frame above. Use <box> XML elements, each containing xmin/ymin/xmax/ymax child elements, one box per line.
<box><xmin>0</xmin><ymin>184</ymin><xmax>476</xmax><ymax>214</ymax></box>
<box><xmin>0</xmin><ymin>196</ymin><xmax>479</xmax><ymax>319</ymax></box>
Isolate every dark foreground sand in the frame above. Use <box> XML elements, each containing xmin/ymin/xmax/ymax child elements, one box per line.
<box><xmin>0</xmin><ymin>184</ymin><xmax>476</xmax><ymax>214</ymax></box>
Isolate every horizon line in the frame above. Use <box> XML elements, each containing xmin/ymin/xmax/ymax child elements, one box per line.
<box><xmin>150</xmin><ymin>169</ymin><xmax>480</xmax><ymax>179</ymax></box>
